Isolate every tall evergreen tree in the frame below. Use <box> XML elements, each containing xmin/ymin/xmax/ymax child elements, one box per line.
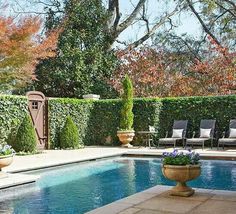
<box><xmin>35</xmin><ymin>0</ymin><xmax>118</xmax><ymax>98</ymax></box>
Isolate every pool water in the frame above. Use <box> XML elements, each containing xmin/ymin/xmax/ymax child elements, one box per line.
<box><xmin>0</xmin><ymin>158</ymin><xmax>235</xmax><ymax>214</ymax></box>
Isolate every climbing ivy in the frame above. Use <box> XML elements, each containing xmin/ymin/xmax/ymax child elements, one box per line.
<box><xmin>0</xmin><ymin>95</ymin><xmax>28</xmax><ymax>144</ymax></box>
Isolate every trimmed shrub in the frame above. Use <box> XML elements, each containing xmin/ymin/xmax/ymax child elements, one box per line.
<box><xmin>119</xmin><ymin>75</ymin><xmax>134</xmax><ymax>131</ymax></box>
<box><xmin>11</xmin><ymin>115</ymin><xmax>37</xmax><ymax>152</ymax></box>
<box><xmin>59</xmin><ymin>116</ymin><xmax>80</xmax><ymax>149</ymax></box>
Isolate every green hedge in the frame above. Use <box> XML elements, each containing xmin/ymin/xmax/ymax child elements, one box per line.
<box><xmin>49</xmin><ymin>95</ymin><xmax>236</xmax><ymax>147</ymax></box>
<box><xmin>159</xmin><ymin>96</ymin><xmax>236</xmax><ymax>138</ymax></box>
<box><xmin>2</xmin><ymin>94</ymin><xmax>234</xmax><ymax>149</ymax></box>
<box><xmin>48</xmin><ymin>98</ymin><xmax>94</xmax><ymax>148</ymax></box>
<box><xmin>0</xmin><ymin>95</ymin><xmax>28</xmax><ymax>144</ymax></box>
<box><xmin>48</xmin><ymin>98</ymin><xmax>162</xmax><ymax>147</ymax></box>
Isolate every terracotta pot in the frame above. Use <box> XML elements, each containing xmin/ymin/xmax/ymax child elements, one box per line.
<box><xmin>117</xmin><ymin>130</ymin><xmax>135</xmax><ymax>147</ymax></box>
<box><xmin>162</xmin><ymin>164</ymin><xmax>201</xmax><ymax>197</ymax></box>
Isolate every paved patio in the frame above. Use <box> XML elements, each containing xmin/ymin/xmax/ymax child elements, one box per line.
<box><xmin>86</xmin><ymin>185</ymin><xmax>236</xmax><ymax>214</ymax></box>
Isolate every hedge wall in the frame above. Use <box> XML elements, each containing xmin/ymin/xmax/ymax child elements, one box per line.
<box><xmin>48</xmin><ymin>98</ymin><xmax>94</xmax><ymax>148</ymax></box>
<box><xmin>0</xmin><ymin>95</ymin><xmax>28</xmax><ymax>144</ymax></box>
<box><xmin>159</xmin><ymin>95</ymin><xmax>236</xmax><ymax>138</ymax></box>
<box><xmin>89</xmin><ymin>98</ymin><xmax>162</xmax><ymax>146</ymax></box>
<box><xmin>48</xmin><ymin>95</ymin><xmax>236</xmax><ymax>148</ymax></box>
<box><xmin>2</xmin><ymin>94</ymin><xmax>234</xmax><ymax>148</ymax></box>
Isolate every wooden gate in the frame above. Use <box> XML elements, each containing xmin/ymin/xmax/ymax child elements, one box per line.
<box><xmin>26</xmin><ymin>91</ymin><xmax>48</xmax><ymax>150</ymax></box>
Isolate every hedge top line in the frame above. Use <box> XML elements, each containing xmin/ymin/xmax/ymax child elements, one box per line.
<box><xmin>1</xmin><ymin>94</ymin><xmax>235</xmax><ymax>103</ymax></box>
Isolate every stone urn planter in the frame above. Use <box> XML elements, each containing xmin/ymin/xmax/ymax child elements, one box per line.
<box><xmin>0</xmin><ymin>154</ymin><xmax>14</xmax><ymax>178</ymax></box>
<box><xmin>162</xmin><ymin>164</ymin><xmax>201</xmax><ymax>197</ymax></box>
<box><xmin>117</xmin><ymin>130</ymin><xmax>135</xmax><ymax>148</ymax></box>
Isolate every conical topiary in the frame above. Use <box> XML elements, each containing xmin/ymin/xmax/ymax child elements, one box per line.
<box><xmin>119</xmin><ymin>75</ymin><xmax>134</xmax><ymax>130</ymax></box>
<box><xmin>59</xmin><ymin>116</ymin><xmax>79</xmax><ymax>149</ymax></box>
<box><xmin>12</xmin><ymin>115</ymin><xmax>37</xmax><ymax>152</ymax></box>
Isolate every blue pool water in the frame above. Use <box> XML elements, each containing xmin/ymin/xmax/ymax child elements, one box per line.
<box><xmin>0</xmin><ymin>158</ymin><xmax>235</xmax><ymax>214</ymax></box>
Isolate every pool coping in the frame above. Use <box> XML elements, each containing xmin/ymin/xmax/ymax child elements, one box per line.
<box><xmin>6</xmin><ymin>149</ymin><xmax>236</xmax><ymax>174</ymax></box>
<box><xmin>85</xmin><ymin>185</ymin><xmax>236</xmax><ymax>214</ymax></box>
<box><xmin>8</xmin><ymin>154</ymin><xmax>123</xmax><ymax>173</ymax></box>
<box><xmin>0</xmin><ymin>173</ymin><xmax>40</xmax><ymax>190</ymax></box>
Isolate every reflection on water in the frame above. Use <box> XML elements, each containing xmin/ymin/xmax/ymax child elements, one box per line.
<box><xmin>0</xmin><ymin>158</ymin><xmax>235</xmax><ymax>214</ymax></box>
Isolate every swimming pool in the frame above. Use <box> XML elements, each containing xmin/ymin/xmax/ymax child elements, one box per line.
<box><xmin>0</xmin><ymin>157</ymin><xmax>235</xmax><ymax>213</ymax></box>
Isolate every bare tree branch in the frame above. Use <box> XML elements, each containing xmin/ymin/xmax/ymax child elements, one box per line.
<box><xmin>128</xmin><ymin>8</ymin><xmax>178</xmax><ymax>49</ymax></box>
<box><xmin>141</xmin><ymin>3</ymin><xmax>150</xmax><ymax>33</ymax></box>
<box><xmin>107</xmin><ymin>0</ymin><xmax>121</xmax><ymax>30</ymax></box>
<box><xmin>116</xmin><ymin>0</ymin><xmax>146</xmax><ymax>34</ymax></box>
<box><xmin>186</xmin><ymin>0</ymin><xmax>223</xmax><ymax>48</ymax></box>
<box><xmin>215</xmin><ymin>1</ymin><xmax>236</xmax><ymax>17</ymax></box>
<box><xmin>222</xmin><ymin>0</ymin><xmax>236</xmax><ymax>10</ymax></box>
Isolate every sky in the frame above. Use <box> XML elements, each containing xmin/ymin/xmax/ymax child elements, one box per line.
<box><xmin>116</xmin><ymin>0</ymin><xmax>201</xmax><ymax>47</ymax></box>
<box><xmin>2</xmin><ymin>0</ymin><xmax>202</xmax><ymax>47</ymax></box>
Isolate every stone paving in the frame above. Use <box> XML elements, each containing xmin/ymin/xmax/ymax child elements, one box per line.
<box><xmin>86</xmin><ymin>185</ymin><xmax>236</xmax><ymax>214</ymax></box>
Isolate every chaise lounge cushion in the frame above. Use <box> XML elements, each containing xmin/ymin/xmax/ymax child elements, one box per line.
<box><xmin>218</xmin><ymin>138</ymin><xmax>236</xmax><ymax>143</ymax></box>
<box><xmin>159</xmin><ymin>138</ymin><xmax>181</xmax><ymax>143</ymax></box>
<box><xmin>229</xmin><ymin>128</ymin><xmax>236</xmax><ymax>138</ymax></box>
<box><xmin>200</xmin><ymin>128</ymin><xmax>212</xmax><ymax>138</ymax></box>
<box><xmin>172</xmin><ymin>129</ymin><xmax>183</xmax><ymax>138</ymax></box>
<box><xmin>187</xmin><ymin>138</ymin><xmax>210</xmax><ymax>143</ymax></box>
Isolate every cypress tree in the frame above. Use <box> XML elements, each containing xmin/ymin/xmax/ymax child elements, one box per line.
<box><xmin>119</xmin><ymin>75</ymin><xmax>134</xmax><ymax>130</ymax></box>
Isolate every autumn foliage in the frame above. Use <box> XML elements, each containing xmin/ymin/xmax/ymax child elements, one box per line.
<box><xmin>0</xmin><ymin>16</ymin><xmax>59</xmax><ymax>90</ymax></box>
<box><xmin>110</xmin><ymin>38</ymin><xmax>235</xmax><ymax>97</ymax></box>
<box><xmin>110</xmin><ymin>47</ymin><xmax>193</xmax><ymax>97</ymax></box>
<box><xmin>190</xmin><ymin>36</ymin><xmax>236</xmax><ymax>95</ymax></box>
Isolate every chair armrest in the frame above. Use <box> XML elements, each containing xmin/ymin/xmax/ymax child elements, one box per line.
<box><xmin>222</xmin><ymin>131</ymin><xmax>226</xmax><ymax>138</ymax></box>
<box><xmin>165</xmin><ymin>131</ymin><xmax>168</xmax><ymax>138</ymax></box>
<box><xmin>192</xmin><ymin>131</ymin><xmax>196</xmax><ymax>138</ymax></box>
<box><xmin>183</xmin><ymin>130</ymin><xmax>187</xmax><ymax>139</ymax></box>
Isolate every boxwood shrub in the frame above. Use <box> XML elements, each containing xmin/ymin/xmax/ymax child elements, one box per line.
<box><xmin>11</xmin><ymin>115</ymin><xmax>37</xmax><ymax>152</ymax></box>
<box><xmin>60</xmin><ymin>116</ymin><xmax>80</xmax><ymax>149</ymax></box>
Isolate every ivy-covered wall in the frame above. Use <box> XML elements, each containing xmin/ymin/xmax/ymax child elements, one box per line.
<box><xmin>48</xmin><ymin>98</ymin><xmax>162</xmax><ymax>147</ymax></box>
<box><xmin>159</xmin><ymin>95</ymin><xmax>236</xmax><ymax>138</ymax></box>
<box><xmin>1</xmin><ymin>94</ymin><xmax>236</xmax><ymax>148</ymax></box>
<box><xmin>0</xmin><ymin>95</ymin><xmax>28</xmax><ymax>144</ymax></box>
<box><xmin>48</xmin><ymin>95</ymin><xmax>236</xmax><ymax>147</ymax></box>
<box><xmin>48</xmin><ymin>98</ymin><xmax>94</xmax><ymax>148</ymax></box>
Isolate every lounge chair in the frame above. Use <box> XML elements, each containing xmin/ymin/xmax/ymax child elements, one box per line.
<box><xmin>185</xmin><ymin>119</ymin><xmax>216</xmax><ymax>150</ymax></box>
<box><xmin>218</xmin><ymin>119</ymin><xmax>236</xmax><ymax>150</ymax></box>
<box><xmin>157</xmin><ymin>120</ymin><xmax>188</xmax><ymax>148</ymax></box>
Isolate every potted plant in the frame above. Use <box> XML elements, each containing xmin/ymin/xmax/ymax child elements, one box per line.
<box><xmin>0</xmin><ymin>144</ymin><xmax>15</xmax><ymax>178</ymax></box>
<box><xmin>117</xmin><ymin>75</ymin><xmax>135</xmax><ymax>147</ymax></box>
<box><xmin>162</xmin><ymin>149</ymin><xmax>201</xmax><ymax>197</ymax></box>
